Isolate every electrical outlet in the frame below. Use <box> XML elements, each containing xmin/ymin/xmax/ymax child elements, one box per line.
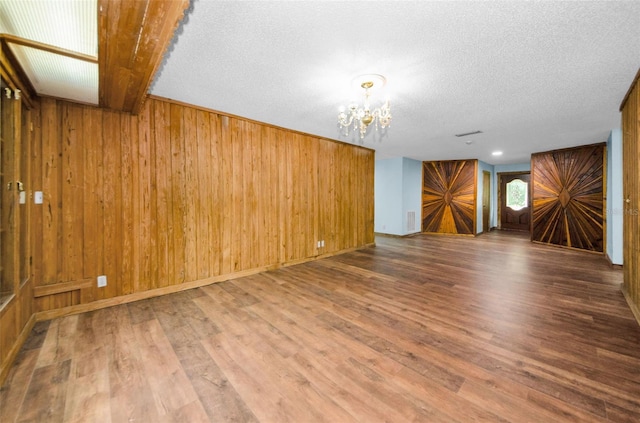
<box><xmin>97</xmin><ymin>275</ymin><xmax>107</xmax><ymax>288</ymax></box>
<box><xmin>321</xmin><ymin>240</ymin><xmax>325</xmax><ymax>247</ymax></box>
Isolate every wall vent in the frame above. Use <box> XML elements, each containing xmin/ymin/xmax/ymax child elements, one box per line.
<box><xmin>407</xmin><ymin>211</ymin><xmax>416</xmax><ymax>232</ymax></box>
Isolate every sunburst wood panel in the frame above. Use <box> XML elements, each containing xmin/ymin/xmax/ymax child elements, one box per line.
<box><xmin>531</xmin><ymin>144</ymin><xmax>605</xmax><ymax>252</ymax></box>
<box><xmin>422</xmin><ymin>159</ymin><xmax>477</xmax><ymax>235</ymax></box>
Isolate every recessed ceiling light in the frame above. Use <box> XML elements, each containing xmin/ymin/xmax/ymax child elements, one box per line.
<box><xmin>492</xmin><ymin>151</ymin><xmax>503</xmax><ymax>156</ymax></box>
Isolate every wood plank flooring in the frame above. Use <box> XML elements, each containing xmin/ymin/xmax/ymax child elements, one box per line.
<box><xmin>2</xmin><ymin>231</ymin><xmax>640</xmax><ymax>422</ymax></box>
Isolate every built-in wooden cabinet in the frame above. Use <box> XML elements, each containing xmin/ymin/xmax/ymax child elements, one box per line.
<box><xmin>0</xmin><ymin>73</ymin><xmax>34</xmax><ymax>383</ymax></box>
<box><xmin>621</xmin><ymin>69</ymin><xmax>640</xmax><ymax>322</ymax></box>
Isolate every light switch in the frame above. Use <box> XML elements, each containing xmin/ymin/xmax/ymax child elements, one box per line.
<box><xmin>34</xmin><ymin>191</ymin><xmax>43</xmax><ymax>204</ymax></box>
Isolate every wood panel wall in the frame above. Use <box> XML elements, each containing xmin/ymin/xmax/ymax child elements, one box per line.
<box><xmin>30</xmin><ymin>96</ymin><xmax>374</xmax><ymax>313</ymax></box>
<box><xmin>531</xmin><ymin>143</ymin><xmax>605</xmax><ymax>252</ymax></box>
<box><xmin>421</xmin><ymin>159</ymin><xmax>477</xmax><ymax>235</ymax></box>
<box><xmin>0</xmin><ymin>91</ymin><xmax>35</xmax><ymax>384</ymax></box>
<box><xmin>1</xmin><ymin>95</ymin><xmax>374</xmax><ymax>382</ymax></box>
<box><xmin>621</xmin><ymin>69</ymin><xmax>640</xmax><ymax>322</ymax></box>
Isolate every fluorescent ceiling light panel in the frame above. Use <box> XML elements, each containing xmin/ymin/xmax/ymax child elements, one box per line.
<box><xmin>10</xmin><ymin>45</ymin><xmax>98</xmax><ymax>104</ymax></box>
<box><xmin>0</xmin><ymin>0</ymin><xmax>97</xmax><ymax>55</ymax></box>
<box><xmin>0</xmin><ymin>0</ymin><xmax>98</xmax><ymax>104</ymax></box>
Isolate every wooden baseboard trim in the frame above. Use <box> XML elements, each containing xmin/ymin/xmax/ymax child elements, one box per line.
<box><xmin>35</xmin><ymin>243</ymin><xmax>375</xmax><ymax>322</ymax></box>
<box><xmin>622</xmin><ymin>288</ymin><xmax>640</xmax><ymax>328</ymax></box>
<box><xmin>0</xmin><ymin>313</ymin><xmax>36</xmax><ymax>385</ymax></box>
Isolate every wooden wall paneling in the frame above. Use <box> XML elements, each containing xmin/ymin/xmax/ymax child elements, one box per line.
<box><xmin>183</xmin><ymin>106</ymin><xmax>198</xmax><ymax>282</ymax></box>
<box><xmin>263</xmin><ymin>126</ymin><xmax>278</xmax><ymax>265</ymax></box>
<box><xmin>253</xmin><ymin>124</ymin><xmax>266</xmax><ymax>268</ymax></box>
<box><xmin>25</xmin><ymin>97</ymin><xmax>374</xmax><ymax>317</ymax></box>
<box><xmin>39</xmin><ymin>98</ymin><xmax>60</xmax><ymax>311</ymax></box>
<box><xmin>81</xmin><ymin>106</ymin><xmax>103</xmax><ymax>304</ymax></box>
<box><xmin>279</xmin><ymin>131</ymin><xmax>292</xmax><ymax>262</ymax></box>
<box><xmin>153</xmin><ymin>100</ymin><xmax>172</xmax><ymax>289</ymax></box>
<box><xmin>195</xmin><ymin>109</ymin><xmax>211</xmax><ymax>279</ymax></box>
<box><xmin>102</xmin><ymin>110</ymin><xmax>122</xmax><ymax>299</ymax></box>
<box><xmin>336</xmin><ymin>144</ymin><xmax>348</xmax><ymax>250</ymax></box>
<box><xmin>621</xmin><ymin>72</ymin><xmax>640</xmax><ymax>318</ymax></box>
<box><xmin>230</xmin><ymin>118</ymin><xmax>243</xmax><ymax>271</ymax></box>
<box><xmin>0</xmin><ymin>301</ymin><xmax>17</xmax><ymax>376</ymax></box>
<box><xmin>220</xmin><ymin>116</ymin><xmax>232</xmax><ymax>275</ymax></box>
<box><xmin>421</xmin><ymin>159</ymin><xmax>477</xmax><ymax>235</ymax></box>
<box><xmin>319</xmin><ymin>140</ymin><xmax>335</xmax><ymax>253</ymax></box>
<box><xmin>30</xmin><ymin>102</ymin><xmax>43</xmax><ymax>299</ymax></box>
<box><xmin>61</xmin><ymin>103</ymin><xmax>84</xmax><ymax>286</ymax></box>
<box><xmin>531</xmin><ymin>144</ymin><xmax>605</xmax><ymax>252</ymax></box>
<box><xmin>286</xmin><ymin>132</ymin><xmax>297</xmax><ymax>261</ymax></box>
<box><xmin>366</xmin><ymin>150</ymin><xmax>375</xmax><ymax>244</ymax></box>
<box><xmin>242</xmin><ymin>120</ymin><xmax>256</xmax><ymax>270</ymax></box>
<box><xmin>120</xmin><ymin>111</ymin><xmax>133</xmax><ymax>296</ymax></box>
<box><xmin>300</xmin><ymin>135</ymin><xmax>314</xmax><ymax>259</ymax></box>
<box><xmin>135</xmin><ymin>101</ymin><xmax>152</xmax><ymax>292</ymax></box>
<box><xmin>170</xmin><ymin>103</ymin><xmax>186</xmax><ymax>284</ymax></box>
<box><xmin>209</xmin><ymin>113</ymin><xmax>223</xmax><ymax>276</ymax></box>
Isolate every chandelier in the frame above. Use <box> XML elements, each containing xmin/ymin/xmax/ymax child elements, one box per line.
<box><xmin>338</xmin><ymin>74</ymin><xmax>392</xmax><ymax>139</ymax></box>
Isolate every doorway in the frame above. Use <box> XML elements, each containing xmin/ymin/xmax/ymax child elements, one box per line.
<box><xmin>482</xmin><ymin>171</ymin><xmax>491</xmax><ymax>232</ymax></box>
<box><xmin>498</xmin><ymin>172</ymin><xmax>531</xmax><ymax>232</ymax></box>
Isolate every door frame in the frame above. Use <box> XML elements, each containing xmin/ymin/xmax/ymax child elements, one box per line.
<box><xmin>497</xmin><ymin>171</ymin><xmax>531</xmax><ymax>231</ymax></box>
<box><xmin>482</xmin><ymin>170</ymin><xmax>491</xmax><ymax>233</ymax></box>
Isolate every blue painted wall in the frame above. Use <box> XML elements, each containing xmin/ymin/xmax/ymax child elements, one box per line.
<box><xmin>402</xmin><ymin>157</ymin><xmax>423</xmax><ymax>234</ymax></box>
<box><xmin>374</xmin><ymin>158</ymin><xmax>404</xmax><ymax>234</ymax></box>
<box><xmin>375</xmin><ymin>157</ymin><xmax>423</xmax><ymax>235</ymax></box>
<box><xmin>607</xmin><ymin>129</ymin><xmax>623</xmax><ymax>265</ymax></box>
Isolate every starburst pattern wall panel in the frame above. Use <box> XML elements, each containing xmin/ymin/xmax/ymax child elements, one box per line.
<box><xmin>422</xmin><ymin>159</ymin><xmax>477</xmax><ymax>235</ymax></box>
<box><xmin>531</xmin><ymin>143</ymin><xmax>605</xmax><ymax>252</ymax></box>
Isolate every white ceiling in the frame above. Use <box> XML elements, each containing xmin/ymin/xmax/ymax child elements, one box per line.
<box><xmin>150</xmin><ymin>0</ymin><xmax>640</xmax><ymax>164</ymax></box>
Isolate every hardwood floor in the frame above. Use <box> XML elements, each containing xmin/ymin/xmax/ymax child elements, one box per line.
<box><xmin>1</xmin><ymin>231</ymin><xmax>639</xmax><ymax>422</ymax></box>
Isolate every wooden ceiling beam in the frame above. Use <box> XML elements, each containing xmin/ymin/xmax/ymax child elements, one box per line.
<box><xmin>98</xmin><ymin>0</ymin><xmax>189</xmax><ymax>115</ymax></box>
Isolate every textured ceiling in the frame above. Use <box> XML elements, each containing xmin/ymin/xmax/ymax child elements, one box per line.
<box><xmin>151</xmin><ymin>0</ymin><xmax>640</xmax><ymax>164</ymax></box>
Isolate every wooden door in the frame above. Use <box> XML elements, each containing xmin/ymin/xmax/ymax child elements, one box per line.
<box><xmin>422</xmin><ymin>159</ymin><xmax>477</xmax><ymax>235</ymax></box>
<box><xmin>621</xmin><ymin>71</ymin><xmax>639</xmax><ymax>315</ymax></box>
<box><xmin>499</xmin><ymin>172</ymin><xmax>530</xmax><ymax>232</ymax></box>
<box><xmin>482</xmin><ymin>171</ymin><xmax>490</xmax><ymax>232</ymax></box>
